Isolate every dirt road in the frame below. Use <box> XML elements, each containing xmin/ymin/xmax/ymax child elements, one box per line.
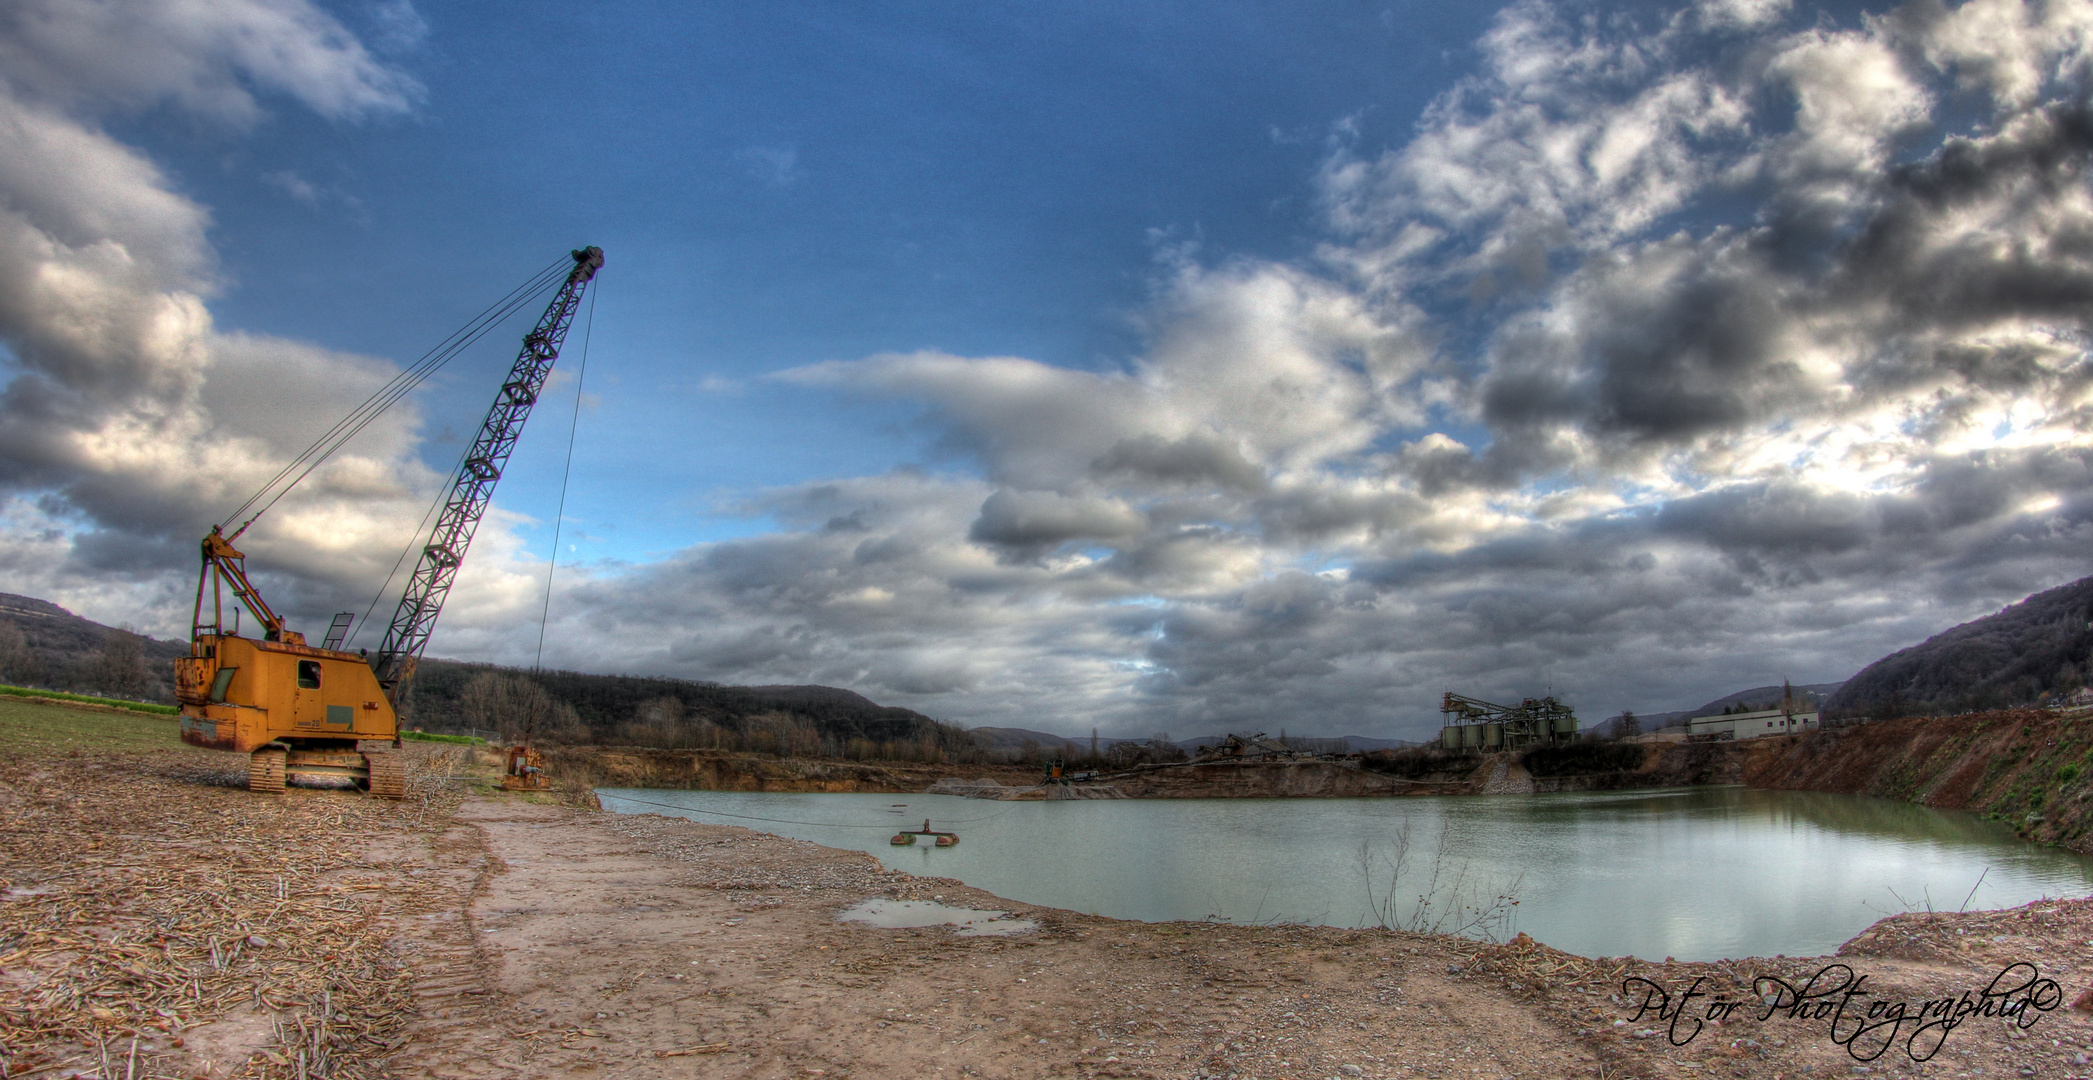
<box><xmin>4</xmin><ymin>713</ymin><xmax>2092</xmax><ymax>1079</ymax></box>
<box><xmin>405</xmin><ymin>801</ymin><xmax>2093</xmax><ymax>1080</ymax></box>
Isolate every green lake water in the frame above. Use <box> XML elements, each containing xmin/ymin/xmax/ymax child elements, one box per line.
<box><xmin>597</xmin><ymin>785</ymin><xmax>2093</xmax><ymax>961</ymax></box>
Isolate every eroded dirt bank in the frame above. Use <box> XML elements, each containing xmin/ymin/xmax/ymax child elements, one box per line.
<box><xmin>9</xmin><ymin>740</ymin><xmax>2093</xmax><ymax>1080</ymax></box>
<box><xmin>541</xmin><ymin>746</ymin><xmax>1042</xmax><ymax>794</ymax></box>
<box><xmin>543</xmin><ymin>738</ymin><xmax>1765</xmax><ymax>803</ymax></box>
<box><xmin>543</xmin><ymin>747</ymin><xmax>1751</xmax><ymax>802</ymax></box>
<box><xmin>1092</xmin><ymin>761</ymin><xmax>1432</xmax><ymax>798</ymax></box>
<box><xmin>1742</xmin><ymin>708</ymin><xmax>2093</xmax><ymax>853</ymax></box>
<box><xmin>1056</xmin><ymin>742</ymin><xmax>1755</xmax><ymax>800</ymax></box>
<box><xmin>547</xmin><ymin>748</ymin><xmax>1484</xmax><ymax>800</ymax></box>
<box><xmin>1058</xmin><ymin>707</ymin><xmax>2093</xmax><ymax>831</ymax></box>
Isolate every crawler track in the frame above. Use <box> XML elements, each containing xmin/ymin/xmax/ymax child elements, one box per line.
<box><xmin>366</xmin><ymin>750</ymin><xmax>406</xmax><ymax>799</ymax></box>
<box><xmin>247</xmin><ymin>746</ymin><xmax>286</xmax><ymax>793</ymax></box>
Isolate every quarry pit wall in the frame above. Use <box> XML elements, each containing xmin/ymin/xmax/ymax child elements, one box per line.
<box><xmin>1738</xmin><ymin>707</ymin><xmax>2093</xmax><ymax>853</ymax></box>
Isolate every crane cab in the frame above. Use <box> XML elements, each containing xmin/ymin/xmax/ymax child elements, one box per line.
<box><xmin>175</xmin><ymin>633</ymin><xmax>397</xmax><ymax>752</ymax></box>
<box><xmin>175</xmin><ymin>630</ymin><xmax>404</xmax><ymax>796</ymax></box>
<box><xmin>179</xmin><ymin>528</ymin><xmax>406</xmax><ymax>795</ymax></box>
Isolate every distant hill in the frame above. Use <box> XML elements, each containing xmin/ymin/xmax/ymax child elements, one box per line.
<box><xmin>404</xmin><ymin>657</ymin><xmax>975</xmax><ymax>759</ymax></box>
<box><xmin>969</xmin><ymin>726</ymin><xmax>1097</xmax><ymax>754</ymax></box>
<box><xmin>0</xmin><ymin>593</ymin><xmax>184</xmax><ymax>703</ymax></box>
<box><xmin>1659</xmin><ymin>683</ymin><xmax>1844</xmax><ymax>728</ymax></box>
<box><xmin>747</xmin><ymin>684</ymin><xmax>888</xmax><ymax>709</ymax></box>
<box><xmin>1827</xmin><ymin>576</ymin><xmax>2093</xmax><ymax>717</ymax></box>
<box><xmin>0</xmin><ymin>589</ymin><xmax>977</xmax><ymax>760</ymax></box>
<box><xmin>1176</xmin><ymin>733</ymin><xmax>1415</xmax><ymax>752</ymax></box>
<box><xmin>1593</xmin><ymin>682</ymin><xmax>1847</xmax><ymax>736</ymax></box>
<box><xmin>968</xmin><ymin>727</ymin><xmax>1416</xmax><ymax>755</ymax></box>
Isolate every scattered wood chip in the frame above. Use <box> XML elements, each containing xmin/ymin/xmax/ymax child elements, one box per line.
<box><xmin>654</xmin><ymin>1042</ymin><xmax>731</xmax><ymax>1057</ymax></box>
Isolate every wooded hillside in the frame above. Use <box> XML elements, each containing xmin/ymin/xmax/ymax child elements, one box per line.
<box><xmin>0</xmin><ymin>593</ymin><xmax>181</xmax><ymax>703</ymax></box>
<box><xmin>1827</xmin><ymin>575</ymin><xmax>2093</xmax><ymax>717</ymax></box>
<box><xmin>400</xmin><ymin>657</ymin><xmax>983</xmax><ymax>762</ymax></box>
<box><xmin>0</xmin><ymin>592</ymin><xmax>983</xmax><ymax>761</ymax></box>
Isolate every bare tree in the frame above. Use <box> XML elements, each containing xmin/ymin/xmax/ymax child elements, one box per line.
<box><xmin>458</xmin><ymin>671</ymin><xmax>561</xmax><ymax>742</ymax></box>
<box><xmin>93</xmin><ymin>627</ymin><xmax>145</xmax><ymax>699</ymax></box>
<box><xmin>0</xmin><ymin>623</ymin><xmax>31</xmax><ymax>686</ymax></box>
<box><xmin>619</xmin><ymin>695</ymin><xmax>726</xmax><ymax>749</ymax></box>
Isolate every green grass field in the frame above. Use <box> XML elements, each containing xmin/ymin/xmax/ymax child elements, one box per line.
<box><xmin>0</xmin><ymin>697</ymin><xmax>208</xmax><ymax>757</ymax></box>
<box><xmin>0</xmin><ymin>683</ymin><xmax>178</xmax><ymax>714</ymax></box>
<box><xmin>403</xmin><ymin>730</ymin><xmax>485</xmax><ymax>745</ymax></box>
<box><xmin>0</xmin><ymin>698</ymin><xmax>493</xmax><ymax>763</ymax></box>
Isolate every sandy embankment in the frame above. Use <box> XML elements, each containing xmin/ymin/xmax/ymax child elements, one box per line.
<box><xmin>6</xmin><ymin>746</ymin><xmax>2093</xmax><ymax>1080</ymax></box>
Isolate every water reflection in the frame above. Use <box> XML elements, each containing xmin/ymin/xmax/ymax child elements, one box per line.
<box><xmin>598</xmin><ymin>785</ymin><xmax>2093</xmax><ymax>961</ymax></box>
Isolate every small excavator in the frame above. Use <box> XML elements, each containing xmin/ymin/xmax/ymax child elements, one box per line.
<box><xmin>173</xmin><ymin>247</ymin><xmax>604</xmax><ymax>797</ymax></box>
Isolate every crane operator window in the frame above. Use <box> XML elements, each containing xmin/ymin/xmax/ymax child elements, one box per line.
<box><xmin>297</xmin><ymin>661</ymin><xmax>321</xmax><ymax>689</ymax></box>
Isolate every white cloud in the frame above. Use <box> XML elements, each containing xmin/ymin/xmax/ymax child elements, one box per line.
<box><xmin>0</xmin><ymin>0</ymin><xmax>420</xmax><ymax>125</ymax></box>
<box><xmin>1895</xmin><ymin>0</ymin><xmax>2093</xmax><ymax>109</ymax></box>
<box><xmin>786</xmin><ymin>259</ymin><xmax>1428</xmax><ymax>491</ymax></box>
<box><xmin>260</xmin><ymin>169</ymin><xmax>320</xmax><ymax>206</ymax></box>
<box><xmin>698</xmin><ymin>0</ymin><xmax>2093</xmax><ymax>735</ymax></box>
<box><xmin>737</xmin><ymin>144</ymin><xmax>799</xmax><ymax>188</ymax></box>
<box><xmin>0</xmin><ymin>1</ymin><xmax>450</xmax><ymax>637</ymax></box>
<box><xmin>7</xmin><ymin>0</ymin><xmax>2093</xmax><ymax>741</ymax></box>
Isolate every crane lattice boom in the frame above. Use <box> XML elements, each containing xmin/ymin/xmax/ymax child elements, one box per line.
<box><xmin>371</xmin><ymin>246</ymin><xmax>603</xmax><ymax>695</ymax></box>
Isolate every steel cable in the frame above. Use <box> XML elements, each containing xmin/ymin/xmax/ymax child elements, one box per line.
<box><xmin>218</xmin><ymin>257</ymin><xmax>570</xmax><ymax>535</ymax></box>
<box><xmin>532</xmin><ymin>276</ymin><xmax>597</xmax><ymax>673</ymax></box>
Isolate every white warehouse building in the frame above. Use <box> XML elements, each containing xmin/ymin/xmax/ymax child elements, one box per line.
<box><xmin>1687</xmin><ymin>708</ymin><xmax>1819</xmax><ymax>741</ymax></box>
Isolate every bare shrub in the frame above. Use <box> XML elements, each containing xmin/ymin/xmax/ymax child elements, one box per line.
<box><xmin>1357</xmin><ymin>823</ymin><xmax>1523</xmax><ymax>942</ymax></box>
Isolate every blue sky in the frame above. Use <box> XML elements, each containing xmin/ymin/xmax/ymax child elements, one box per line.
<box><xmin>137</xmin><ymin>1</ymin><xmax>1500</xmax><ymax>559</ymax></box>
<box><xmin>3</xmin><ymin>0</ymin><xmax>2092</xmax><ymax>738</ymax></box>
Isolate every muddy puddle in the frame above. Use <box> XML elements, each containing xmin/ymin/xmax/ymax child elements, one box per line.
<box><xmin>836</xmin><ymin>898</ymin><xmax>1037</xmax><ymax>937</ymax></box>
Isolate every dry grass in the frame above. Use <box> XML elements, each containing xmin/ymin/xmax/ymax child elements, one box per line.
<box><xmin>0</xmin><ymin>702</ymin><xmax>472</xmax><ymax>1080</ymax></box>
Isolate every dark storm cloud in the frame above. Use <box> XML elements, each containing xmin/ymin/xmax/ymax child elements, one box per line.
<box><xmin>1654</xmin><ymin>481</ymin><xmax>1881</xmax><ymax>554</ymax></box>
<box><xmin>1089</xmin><ymin>433</ymin><xmax>1269</xmax><ymax>493</ymax></box>
<box><xmin>968</xmin><ymin>489</ymin><xmax>1147</xmax><ymax>560</ymax></box>
<box><xmin>1249</xmin><ymin>480</ymin><xmax>1431</xmax><ymax>544</ymax></box>
<box><xmin>1839</xmin><ymin>101</ymin><xmax>2093</xmax><ymax>325</ymax></box>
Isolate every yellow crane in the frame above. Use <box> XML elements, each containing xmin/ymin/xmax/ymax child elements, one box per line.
<box><xmin>174</xmin><ymin>247</ymin><xmax>604</xmax><ymax>796</ymax></box>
